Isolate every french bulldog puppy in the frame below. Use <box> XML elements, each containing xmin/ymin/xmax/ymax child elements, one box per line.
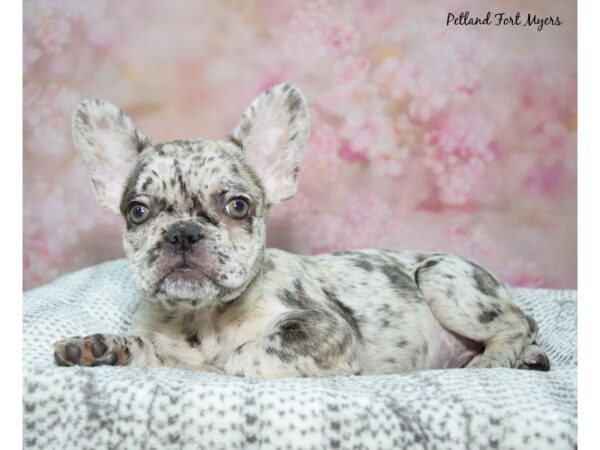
<box><xmin>54</xmin><ymin>84</ymin><xmax>550</xmax><ymax>377</ymax></box>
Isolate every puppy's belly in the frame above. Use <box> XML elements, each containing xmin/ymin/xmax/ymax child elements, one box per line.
<box><xmin>428</xmin><ymin>320</ymin><xmax>483</xmax><ymax>369</ymax></box>
<box><xmin>362</xmin><ymin>323</ymin><xmax>481</xmax><ymax>373</ymax></box>
<box><xmin>358</xmin><ymin>303</ymin><xmax>482</xmax><ymax>373</ymax></box>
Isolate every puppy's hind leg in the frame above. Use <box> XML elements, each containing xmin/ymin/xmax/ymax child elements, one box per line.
<box><xmin>414</xmin><ymin>255</ymin><xmax>550</xmax><ymax>371</ymax></box>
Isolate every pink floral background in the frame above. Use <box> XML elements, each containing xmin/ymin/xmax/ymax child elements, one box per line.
<box><xmin>23</xmin><ymin>0</ymin><xmax>577</xmax><ymax>290</ymax></box>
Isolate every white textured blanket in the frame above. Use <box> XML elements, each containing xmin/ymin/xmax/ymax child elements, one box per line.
<box><xmin>23</xmin><ymin>259</ymin><xmax>577</xmax><ymax>450</ymax></box>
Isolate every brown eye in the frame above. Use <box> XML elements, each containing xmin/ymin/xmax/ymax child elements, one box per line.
<box><xmin>128</xmin><ymin>204</ymin><xmax>150</xmax><ymax>224</ymax></box>
<box><xmin>225</xmin><ymin>198</ymin><xmax>250</xmax><ymax>219</ymax></box>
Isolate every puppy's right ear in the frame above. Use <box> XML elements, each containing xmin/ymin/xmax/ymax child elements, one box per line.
<box><xmin>72</xmin><ymin>100</ymin><xmax>150</xmax><ymax>213</ymax></box>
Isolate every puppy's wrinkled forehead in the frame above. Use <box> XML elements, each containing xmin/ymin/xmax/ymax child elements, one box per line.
<box><xmin>120</xmin><ymin>139</ymin><xmax>264</xmax><ymax>215</ymax></box>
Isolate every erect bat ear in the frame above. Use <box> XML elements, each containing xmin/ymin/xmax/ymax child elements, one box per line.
<box><xmin>72</xmin><ymin>99</ymin><xmax>151</xmax><ymax>213</ymax></box>
<box><xmin>231</xmin><ymin>84</ymin><xmax>310</xmax><ymax>206</ymax></box>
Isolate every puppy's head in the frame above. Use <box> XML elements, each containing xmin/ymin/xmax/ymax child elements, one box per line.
<box><xmin>72</xmin><ymin>84</ymin><xmax>309</xmax><ymax>309</ymax></box>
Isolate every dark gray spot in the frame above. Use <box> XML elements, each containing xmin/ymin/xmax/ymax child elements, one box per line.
<box><xmin>229</xmin><ymin>134</ymin><xmax>243</xmax><ymax>148</ymax></box>
<box><xmin>381</xmin><ymin>265</ymin><xmax>421</xmax><ymax>300</ymax></box>
<box><xmin>478</xmin><ymin>304</ymin><xmax>502</xmax><ymax>323</ymax></box>
<box><xmin>396</xmin><ymin>339</ymin><xmax>409</xmax><ymax>348</ymax></box>
<box><xmin>77</xmin><ymin>110</ymin><xmax>90</xmax><ymax>126</ymax></box>
<box><xmin>119</xmin><ymin>161</ymin><xmax>149</xmax><ymax>217</ymax></box>
<box><xmin>279</xmin><ymin>280</ymin><xmax>310</xmax><ymax>308</ymax></box>
<box><xmin>286</xmin><ymin>92</ymin><xmax>303</xmax><ymax>115</ymax></box>
<box><xmin>353</xmin><ymin>259</ymin><xmax>373</xmax><ymax>271</ymax></box>
<box><xmin>414</xmin><ymin>254</ymin><xmax>428</xmax><ymax>263</ymax></box>
<box><xmin>141</xmin><ymin>177</ymin><xmax>153</xmax><ymax>191</ymax></box>
<box><xmin>420</xmin><ymin>259</ymin><xmax>440</xmax><ymax>270</ymax></box>
<box><xmin>322</xmin><ymin>288</ymin><xmax>362</xmax><ymax>339</ymax></box>
<box><xmin>278</xmin><ymin>319</ymin><xmax>309</xmax><ymax>346</ymax></box>
<box><xmin>469</xmin><ymin>261</ymin><xmax>501</xmax><ymax>296</ymax></box>
<box><xmin>525</xmin><ymin>315</ymin><xmax>538</xmax><ymax>336</ymax></box>
<box><xmin>186</xmin><ymin>334</ymin><xmax>200</xmax><ymax>347</ymax></box>
<box><xmin>263</xmin><ymin>258</ymin><xmax>275</xmax><ymax>273</ymax></box>
<box><xmin>146</xmin><ymin>241</ymin><xmax>163</xmax><ymax>266</ymax></box>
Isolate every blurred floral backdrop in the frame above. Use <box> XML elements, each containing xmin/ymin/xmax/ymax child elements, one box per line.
<box><xmin>23</xmin><ymin>0</ymin><xmax>576</xmax><ymax>290</ymax></box>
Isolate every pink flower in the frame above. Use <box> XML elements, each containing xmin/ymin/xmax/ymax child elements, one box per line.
<box><xmin>23</xmin><ymin>83</ymin><xmax>42</xmax><ymax>106</ymax></box>
<box><xmin>332</xmin><ymin>56</ymin><xmax>370</xmax><ymax>92</ymax></box>
<box><xmin>23</xmin><ymin>45</ymin><xmax>43</xmax><ymax>72</ymax></box>
<box><xmin>306</xmin><ymin>213</ymin><xmax>347</xmax><ymax>254</ymax></box>
<box><xmin>385</xmin><ymin>32</ymin><xmax>493</xmax><ymax>123</ymax></box>
<box><xmin>284</xmin><ymin>1</ymin><xmax>361</xmax><ymax>64</ymax></box>
<box><xmin>372</xmin><ymin>57</ymin><xmax>406</xmax><ymax>100</ymax></box>
<box><xmin>424</xmin><ymin>114</ymin><xmax>495</xmax><ymax>205</ymax></box>
<box><xmin>338</xmin><ymin>140</ymin><xmax>367</xmax><ymax>163</ymax></box>
<box><xmin>36</xmin><ymin>17</ymin><xmax>72</xmax><ymax>54</ymax></box>
<box><xmin>30</xmin><ymin>124</ymin><xmax>69</xmax><ymax>156</ymax></box>
<box><xmin>523</xmin><ymin>160</ymin><xmax>564</xmax><ymax>196</ymax></box>
<box><xmin>502</xmin><ymin>260</ymin><xmax>545</xmax><ymax>288</ymax></box>
<box><xmin>302</xmin><ymin>122</ymin><xmax>342</xmax><ymax>183</ymax></box>
<box><xmin>344</xmin><ymin>194</ymin><xmax>391</xmax><ymax>229</ymax></box>
<box><xmin>448</xmin><ymin>224</ymin><xmax>495</xmax><ymax>261</ymax></box>
<box><xmin>327</xmin><ymin>23</ymin><xmax>361</xmax><ymax>54</ymax></box>
<box><xmin>87</xmin><ymin>17</ymin><xmax>117</xmax><ymax>46</ymax></box>
<box><xmin>371</xmin><ymin>154</ymin><xmax>406</xmax><ymax>177</ymax></box>
<box><xmin>304</xmin><ymin>194</ymin><xmax>393</xmax><ymax>252</ymax></box>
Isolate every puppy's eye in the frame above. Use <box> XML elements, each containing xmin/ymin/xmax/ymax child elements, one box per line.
<box><xmin>225</xmin><ymin>198</ymin><xmax>250</xmax><ymax>219</ymax></box>
<box><xmin>128</xmin><ymin>204</ymin><xmax>150</xmax><ymax>224</ymax></box>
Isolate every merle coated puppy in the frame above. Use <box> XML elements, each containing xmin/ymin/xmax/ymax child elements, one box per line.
<box><xmin>54</xmin><ymin>84</ymin><xmax>550</xmax><ymax>377</ymax></box>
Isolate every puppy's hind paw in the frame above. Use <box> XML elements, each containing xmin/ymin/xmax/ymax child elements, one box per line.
<box><xmin>517</xmin><ymin>343</ymin><xmax>551</xmax><ymax>372</ymax></box>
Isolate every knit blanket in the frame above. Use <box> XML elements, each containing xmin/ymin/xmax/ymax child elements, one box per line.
<box><xmin>23</xmin><ymin>259</ymin><xmax>577</xmax><ymax>449</ymax></box>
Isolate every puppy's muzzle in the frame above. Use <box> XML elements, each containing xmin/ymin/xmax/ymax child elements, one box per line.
<box><xmin>165</xmin><ymin>222</ymin><xmax>204</xmax><ymax>253</ymax></box>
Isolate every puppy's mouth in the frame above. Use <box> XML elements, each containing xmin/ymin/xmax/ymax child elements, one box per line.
<box><xmin>166</xmin><ymin>265</ymin><xmax>206</xmax><ymax>282</ymax></box>
<box><xmin>157</xmin><ymin>262</ymin><xmax>213</xmax><ymax>287</ymax></box>
<box><xmin>148</xmin><ymin>252</ymin><xmax>247</xmax><ymax>302</ymax></box>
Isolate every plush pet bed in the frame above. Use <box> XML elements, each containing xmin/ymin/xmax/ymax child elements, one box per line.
<box><xmin>23</xmin><ymin>259</ymin><xmax>577</xmax><ymax>449</ymax></box>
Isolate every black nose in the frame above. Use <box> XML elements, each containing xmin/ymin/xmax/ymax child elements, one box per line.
<box><xmin>165</xmin><ymin>223</ymin><xmax>203</xmax><ymax>252</ymax></box>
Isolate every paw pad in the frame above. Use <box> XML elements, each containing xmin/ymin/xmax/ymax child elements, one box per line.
<box><xmin>65</xmin><ymin>343</ymin><xmax>82</xmax><ymax>364</ymax></box>
<box><xmin>54</xmin><ymin>335</ymin><xmax>124</xmax><ymax>367</ymax></box>
<box><xmin>90</xmin><ymin>336</ymin><xmax>108</xmax><ymax>358</ymax></box>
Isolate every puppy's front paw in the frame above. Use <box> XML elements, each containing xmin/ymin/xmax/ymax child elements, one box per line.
<box><xmin>54</xmin><ymin>334</ymin><xmax>128</xmax><ymax>367</ymax></box>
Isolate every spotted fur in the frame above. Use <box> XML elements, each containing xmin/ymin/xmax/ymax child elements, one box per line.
<box><xmin>54</xmin><ymin>84</ymin><xmax>550</xmax><ymax>377</ymax></box>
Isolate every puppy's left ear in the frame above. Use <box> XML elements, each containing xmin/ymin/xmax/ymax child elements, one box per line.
<box><xmin>231</xmin><ymin>84</ymin><xmax>310</xmax><ymax>206</ymax></box>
